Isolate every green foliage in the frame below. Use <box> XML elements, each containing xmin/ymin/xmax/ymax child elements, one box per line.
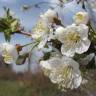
<box><xmin>0</xmin><ymin>7</ymin><xmax>20</xmax><ymax>42</ymax></box>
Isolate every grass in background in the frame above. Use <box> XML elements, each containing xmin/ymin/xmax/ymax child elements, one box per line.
<box><xmin>0</xmin><ymin>67</ymin><xmax>96</xmax><ymax>96</ymax></box>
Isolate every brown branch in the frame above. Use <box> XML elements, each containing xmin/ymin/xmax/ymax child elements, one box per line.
<box><xmin>13</xmin><ymin>30</ymin><xmax>31</xmax><ymax>36</ymax></box>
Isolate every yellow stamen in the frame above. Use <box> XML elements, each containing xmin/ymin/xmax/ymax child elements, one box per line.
<box><xmin>76</xmin><ymin>13</ymin><xmax>84</xmax><ymax>20</ymax></box>
<box><xmin>65</xmin><ymin>32</ymin><xmax>80</xmax><ymax>43</ymax></box>
<box><xmin>2</xmin><ymin>50</ymin><xmax>13</xmax><ymax>63</ymax></box>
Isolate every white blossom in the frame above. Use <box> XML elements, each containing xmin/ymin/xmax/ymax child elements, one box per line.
<box><xmin>40</xmin><ymin>9</ymin><xmax>58</xmax><ymax>23</ymax></box>
<box><xmin>73</xmin><ymin>11</ymin><xmax>89</xmax><ymax>25</ymax></box>
<box><xmin>40</xmin><ymin>56</ymin><xmax>82</xmax><ymax>89</ymax></box>
<box><xmin>55</xmin><ymin>24</ymin><xmax>91</xmax><ymax>57</ymax></box>
<box><xmin>0</xmin><ymin>43</ymin><xmax>18</xmax><ymax>64</ymax></box>
<box><xmin>31</xmin><ymin>17</ymin><xmax>55</xmax><ymax>50</ymax></box>
<box><xmin>31</xmin><ymin>18</ymin><xmax>49</xmax><ymax>40</ymax></box>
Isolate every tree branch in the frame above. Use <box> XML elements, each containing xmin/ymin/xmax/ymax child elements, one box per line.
<box><xmin>13</xmin><ymin>30</ymin><xmax>31</xmax><ymax>36</ymax></box>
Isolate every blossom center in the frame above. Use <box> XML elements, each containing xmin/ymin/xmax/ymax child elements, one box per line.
<box><xmin>54</xmin><ymin>65</ymin><xmax>73</xmax><ymax>88</ymax></box>
<box><xmin>76</xmin><ymin>13</ymin><xmax>84</xmax><ymax>21</ymax></box>
<box><xmin>65</xmin><ymin>32</ymin><xmax>80</xmax><ymax>43</ymax></box>
<box><xmin>58</xmin><ymin>66</ymin><xmax>73</xmax><ymax>78</ymax></box>
<box><xmin>2</xmin><ymin>50</ymin><xmax>13</xmax><ymax>63</ymax></box>
<box><xmin>32</xmin><ymin>19</ymin><xmax>49</xmax><ymax>34</ymax></box>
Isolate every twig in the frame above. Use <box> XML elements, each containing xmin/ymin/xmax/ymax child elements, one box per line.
<box><xmin>29</xmin><ymin>1</ymin><xmax>60</xmax><ymax>8</ymax></box>
<box><xmin>13</xmin><ymin>30</ymin><xmax>31</xmax><ymax>36</ymax></box>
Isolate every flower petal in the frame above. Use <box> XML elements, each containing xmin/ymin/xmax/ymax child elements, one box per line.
<box><xmin>61</xmin><ymin>44</ymin><xmax>75</xmax><ymax>57</ymax></box>
<box><xmin>40</xmin><ymin>57</ymin><xmax>61</xmax><ymax>70</ymax></box>
<box><xmin>76</xmin><ymin>39</ymin><xmax>91</xmax><ymax>54</ymax></box>
<box><xmin>62</xmin><ymin>56</ymin><xmax>79</xmax><ymax>71</ymax></box>
<box><xmin>78</xmin><ymin>24</ymin><xmax>89</xmax><ymax>40</ymax></box>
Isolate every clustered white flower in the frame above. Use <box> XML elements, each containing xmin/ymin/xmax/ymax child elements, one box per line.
<box><xmin>55</xmin><ymin>24</ymin><xmax>90</xmax><ymax>57</ymax></box>
<box><xmin>39</xmin><ymin>9</ymin><xmax>91</xmax><ymax>90</ymax></box>
<box><xmin>40</xmin><ymin>56</ymin><xmax>82</xmax><ymax>89</ymax></box>
<box><xmin>0</xmin><ymin>7</ymin><xmax>93</xmax><ymax>91</ymax></box>
<box><xmin>40</xmin><ymin>9</ymin><xmax>58</xmax><ymax>23</ymax></box>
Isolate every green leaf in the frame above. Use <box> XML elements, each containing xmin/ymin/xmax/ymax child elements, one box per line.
<box><xmin>0</xmin><ymin>7</ymin><xmax>20</xmax><ymax>41</ymax></box>
<box><xmin>4</xmin><ymin>30</ymin><xmax>11</xmax><ymax>42</ymax></box>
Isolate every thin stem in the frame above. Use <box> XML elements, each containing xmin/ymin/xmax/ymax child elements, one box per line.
<box><xmin>21</xmin><ymin>40</ymin><xmax>40</xmax><ymax>48</ymax></box>
<box><xmin>28</xmin><ymin>41</ymin><xmax>40</xmax><ymax>70</ymax></box>
<box><xmin>13</xmin><ymin>31</ymin><xmax>31</xmax><ymax>36</ymax></box>
<box><xmin>21</xmin><ymin>42</ymin><xmax>34</xmax><ymax>47</ymax></box>
<box><xmin>89</xmin><ymin>23</ymin><xmax>95</xmax><ymax>33</ymax></box>
<box><xmin>20</xmin><ymin>31</ymin><xmax>31</xmax><ymax>36</ymax></box>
